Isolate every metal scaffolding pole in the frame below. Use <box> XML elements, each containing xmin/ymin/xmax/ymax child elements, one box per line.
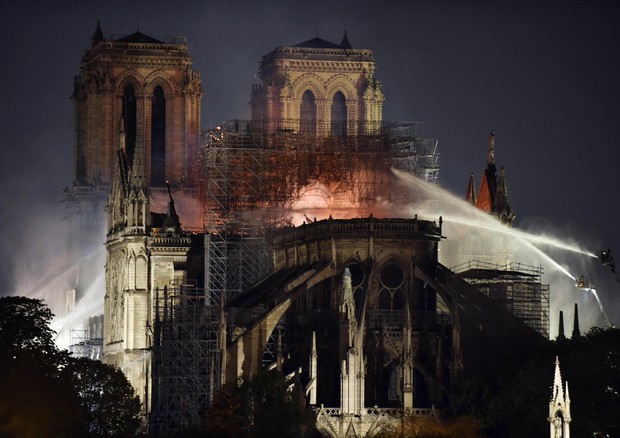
<box><xmin>150</xmin><ymin>118</ymin><xmax>440</xmax><ymax>434</ymax></box>
<box><xmin>150</xmin><ymin>285</ymin><xmax>220</xmax><ymax>436</ymax></box>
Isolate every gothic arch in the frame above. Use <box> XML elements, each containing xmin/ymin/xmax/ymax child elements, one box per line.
<box><xmin>115</xmin><ymin>70</ymin><xmax>145</xmax><ymax>96</ymax></box>
<box><xmin>291</xmin><ymin>73</ymin><xmax>325</xmax><ymax>102</ymax></box>
<box><xmin>343</xmin><ymin>259</ymin><xmax>366</xmax><ymax>287</ymax></box>
<box><xmin>300</xmin><ymin>89</ymin><xmax>318</xmax><ymax>134</ymax></box>
<box><xmin>379</xmin><ymin>289</ymin><xmax>391</xmax><ymax>309</ymax></box>
<box><xmin>372</xmin><ymin>258</ymin><xmax>409</xmax><ymax>316</ymax></box>
<box><xmin>377</xmin><ymin>259</ymin><xmax>406</xmax><ymax>290</ymax></box>
<box><xmin>325</xmin><ymin>74</ymin><xmax>357</xmax><ymax>102</ymax></box>
<box><xmin>330</xmin><ymin>91</ymin><xmax>348</xmax><ymax>136</ymax></box>
<box><xmin>144</xmin><ymin>70</ymin><xmax>177</xmax><ymax>95</ymax></box>
<box><xmin>136</xmin><ymin>255</ymin><xmax>147</xmax><ymax>290</ymax></box>
<box><xmin>128</xmin><ymin>252</ymin><xmax>136</xmax><ymax>290</ymax></box>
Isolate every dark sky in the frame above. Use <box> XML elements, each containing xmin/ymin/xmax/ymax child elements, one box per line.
<box><xmin>1</xmin><ymin>0</ymin><xmax>619</xmax><ymax>332</ymax></box>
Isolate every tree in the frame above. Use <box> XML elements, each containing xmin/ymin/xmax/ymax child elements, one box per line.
<box><xmin>0</xmin><ymin>295</ymin><xmax>58</xmax><ymax>354</ymax></box>
<box><xmin>375</xmin><ymin>414</ymin><xmax>485</xmax><ymax>438</ymax></box>
<box><xmin>203</xmin><ymin>381</ymin><xmax>251</xmax><ymax>437</ymax></box>
<box><xmin>455</xmin><ymin>327</ymin><xmax>620</xmax><ymax>437</ymax></box>
<box><xmin>67</xmin><ymin>357</ymin><xmax>142</xmax><ymax>437</ymax></box>
<box><xmin>0</xmin><ymin>296</ymin><xmax>86</xmax><ymax>437</ymax></box>
<box><xmin>0</xmin><ymin>296</ymin><xmax>141</xmax><ymax>437</ymax></box>
<box><xmin>554</xmin><ymin>327</ymin><xmax>620</xmax><ymax>437</ymax></box>
<box><xmin>205</xmin><ymin>369</ymin><xmax>314</xmax><ymax>438</ymax></box>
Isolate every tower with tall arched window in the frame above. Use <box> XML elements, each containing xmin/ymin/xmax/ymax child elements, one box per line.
<box><xmin>68</xmin><ymin>23</ymin><xmax>203</xmax><ymax>415</ymax></box>
<box><xmin>72</xmin><ymin>22</ymin><xmax>202</xmax><ymax>188</ymax></box>
<box><xmin>250</xmin><ymin>32</ymin><xmax>384</xmax><ymax>136</ymax></box>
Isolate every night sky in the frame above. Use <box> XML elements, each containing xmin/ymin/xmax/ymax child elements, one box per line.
<box><xmin>1</xmin><ymin>0</ymin><xmax>619</xmax><ymax>334</ymax></box>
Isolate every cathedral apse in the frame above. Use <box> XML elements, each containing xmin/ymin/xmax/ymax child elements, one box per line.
<box><xmin>67</xmin><ymin>24</ymin><xmax>550</xmax><ymax>437</ymax></box>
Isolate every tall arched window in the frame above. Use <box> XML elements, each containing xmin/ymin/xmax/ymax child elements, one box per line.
<box><xmin>122</xmin><ymin>85</ymin><xmax>137</xmax><ymax>166</ymax></box>
<box><xmin>151</xmin><ymin>86</ymin><xmax>166</xmax><ymax>186</ymax></box>
<box><xmin>379</xmin><ymin>290</ymin><xmax>391</xmax><ymax>310</ymax></box>
<box><xmin>331</xmin><ymin>91</ymin><xmax>347</xmax><ymax>136</ymax></box>
<box><xmin>300</xmin><ymin>90</ymin><xmax>316</xmax><ymax>135</ymax></box>
<box><xmin>392</xmin><ymin>290</ymin><xmax>405</xmax><ymax>310</ymax></box>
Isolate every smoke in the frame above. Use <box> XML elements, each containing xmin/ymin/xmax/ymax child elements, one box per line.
<box><xmin>285</xmin><ymin>177</ymin><xmax>396</xmax><ymax>226</ymax></box>
<box><xmin>390</xmin><ymin>169</ymin><xmax>616</xmax><ymax>336</ymax></box>
<box><xmin>1</xmin><ymin>186</ymin><xmax>108</xmax><ymax>351</ymax></box>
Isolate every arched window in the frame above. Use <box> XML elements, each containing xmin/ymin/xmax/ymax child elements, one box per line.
<box><xmin>392</xmin><ymin>290</ymin><xmax>405</xmax><ymax>310</ymax></box>
<box><xmin>151</xmin><ymin>86</ymin><xmax>166</xmax><ymax>187</ymax></box>
<box><xmin>300</xmin><ymin>90</ymin><xmax>316</xmax><ymax>135</ymax></box>
<box><xmin>331</xmin><ymin>91</ymin><xmax>347</xmax><ymax>136</ymax></box>
<box><xmin>377</xmin><ymin>262</ymin><xmax>406</xmax><ymax>318</ymax></box>
<box><xmin>122</xmin><ymin>85</ymin><xmax>137</xmax><ymax>166</ymax></box>
<box><xmin>379</xmin><ymin>290</ymin><xmax>391</xmax><ymax>310</ymax></box>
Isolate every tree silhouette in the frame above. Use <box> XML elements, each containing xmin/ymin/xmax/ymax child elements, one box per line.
<box><xmin>0</xmin><ymin>296</ymin><xmax>141</xmax><ymax>437</ymax></box>
<box><xmin>68</xmin><ymin>357</ymin><xmax>141</xmax><ymax>437</ymax></box>
<box><xmin>205</xmin><ymin>369</ymin><xmax>314</xmax><ymax>438</ymax></box>
<box><xmin>455</xmin><ymin>327</ymin><xmax>620</xmax><ymax>437</ymax></box>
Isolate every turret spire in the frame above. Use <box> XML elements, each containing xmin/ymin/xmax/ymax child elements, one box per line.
<box><xmin>340</xmin><ymin>30</ymin><xmax>352</xmax><ymax>49</ymax></box>
<box><xmin>549</xmin><ymin>357</ymin><xmax>571</xmax><ymax>437</ymax></box>
<box><xmin>91</xmin><ymin>21</ymin><xmax>104</xmax><ymax>48</ymax></box>
<box><xmin>487</xmin><ymin>130</ymin><xmax>495</xmax><ymax>166</ymax></box>
<box><xmin>466</xmin><ymin>172</ymin><xmax>477</xmax><ymax>205</ymax></box>
<box><xmin>308</xmin><ymin>331</ymin><xmax>317</xmax><ymax>405</ymax></box>
<box><xmin>476</xmin><ymin>131</ymin><xmax>498</xmax><ymax>213</ymax></box>
<box><xmin>557</xmin><ymin>311</ymin><xmax>566</xmax><ymax>341</ymax></box>
<box><xmin>552</xmin><ymin>356</ymin><xmax>564</xmax><ymax>402</ymax></box>
<box><xmin>493</xmin><ymin>166</ymin><xmax>515</xmax><ymax>224</ymax></box>
<box><xmin>572</xmin><ymin>303</ymin><xmax>581</xmax><ymax>338</ymax></box>
<box><xmin>129</xmin><ymin>123</ymin><xmax>146</xmax><ymax>189</ymax></box>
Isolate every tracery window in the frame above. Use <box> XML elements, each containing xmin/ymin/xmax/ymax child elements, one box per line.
<box><xmin>348</xmin><ymin>261</ymin><xmax>366</xmax><ymax>315</ymax></box>
<box><xmin>378</xmin><ymin>262</ymin><xmax>406</xmax><ymax>317</ymax></box>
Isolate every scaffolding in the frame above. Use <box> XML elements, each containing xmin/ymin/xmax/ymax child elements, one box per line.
<box><xmin>69</xmin><ymin>330</ymin><xmax>103</xmax><ymax>360</ymax></box>
<box><xmin>452</xmin><ymin>260</ymin><xmax>550</xmax><ymax>338</ymax></box>
<box><xmin>69</xmin><ymin>314</ymin><xmax>103</xmax><ymax>360</ymax></box>
<box><xmin>198</xmin><ymin>119</ymin><xmax>439</xmax><ymax>299</ymax></box>
<box><xmin>149</xmin><ymin>285</ymin><xmax>222</xmax><ymax>436</ymax></box>
<box><xmin>201</xmin><ymin>117</ymin><xmax>439</xmax><ymax>356</ymax></box>
<box><xmin>149</xmin><ymin>119</ymin><xmax>440</xmax><ymax>435</ymax></box>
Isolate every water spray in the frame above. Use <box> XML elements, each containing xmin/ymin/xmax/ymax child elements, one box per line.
<box><xmin>442</xmin><ymin>215</ymin><xmax>598</xmax><ymax>259</ymax></box>
<box><xmin>589</xmin><ymin>288</ymin><xmax>613</xmax><ymax>327</ymax></box>
<box><xmin>436</xmin><ymin>214</ymin><xmax>583</xmax><ymax>282</ymax></box>
<box><xmin>391</xmin><ymin>169</ymin><xmax>617</xmax><ymax>331</ymax></box>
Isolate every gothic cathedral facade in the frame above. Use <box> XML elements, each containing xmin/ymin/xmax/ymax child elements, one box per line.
<box><xmin>72</xmin><ymin>24</ymin><xmax>386</xmax><ymax>412</ymax></box>
<box><xmin>71</xmin><ymin>22</ymin><xmax>202</xmax><ymax>405</ymax></box>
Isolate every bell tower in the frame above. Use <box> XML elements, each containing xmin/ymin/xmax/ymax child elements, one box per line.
<box><xmin>72</xmin><ymin>21</ymin><xmax>202</xmax><ymax>188</ymax></box>
<box><xmin>251</xmin><ymin>32</ymin><xmax>384</xmax><ymax>136</ymax></box>
<box><xmin>68</xmin><ymin>23</ymin><xmax>203</xmax><ymax>416</ymax></box>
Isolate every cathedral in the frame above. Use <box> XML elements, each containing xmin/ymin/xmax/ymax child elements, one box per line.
<box><xmin>68</xmin><ymin>23</ymin><xmax>549</xmax><ymax>437</ymax></box>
